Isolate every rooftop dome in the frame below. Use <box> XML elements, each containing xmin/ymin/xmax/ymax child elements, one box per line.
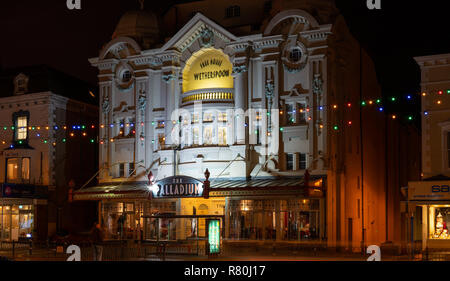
<box><xmin>112</xmin><ymin>10</ymin><xmax>160</xmax><ymax>48</ymax></box>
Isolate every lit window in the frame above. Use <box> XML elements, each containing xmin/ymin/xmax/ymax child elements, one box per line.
<box><xmin>7</xmin><ymin>158</ymin><xmax>19</xmax><ymax>182</ymax></box>
<box><xmin>22</xmin><ymin>158</ymin><xmax>30</xmax><ymax>181</ymax></box>
<box><xmin>203</xmin><ymin>113</ymin><xmax>213</xmax><ymax>122</ymax></box>
<box><xmin>192</xmin><ymin>127</ymin><xmax>199</xmax><ymax>145</ymax></box>
<box><xmin>192</xmin><ymin>114</ymin><xmax>199</xmax><ymax>124</ymax></box>
<box><xmin>16</xmin><ymin>116</ymin><xmax>28</xmax><ymax>141</ymax></box>
<box><xmin>218</xmin><ymin>127</ymin><xmax>227</xmax><ymax>146</ymax></box>
<box><xmin>204</xmin><ymin>127</ymin><xmax>213</xmax><ymax>145</ymax></box>
<box><xmin>218</xmin><ymin>113</ymin><xmax>227</xmax><ymax>122</ymax></box>
<box><xmin>157</xmin><ymin>120</ymin><xmax>165</xmax><ymax>129</ymax></box>
<box><xmin>158</xmin><ymin>133</ymin><xmax>165</xmax><ymax>150</ymax></box>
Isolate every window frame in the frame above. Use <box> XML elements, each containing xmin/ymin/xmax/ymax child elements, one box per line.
<box><xmin>12</xmin><ymin>110</ymin><xmax>30</xmax><ymax>146</ymax></box>
<box><xmin>5</xmin><ymin>157</ymin><xmax>31</xmax><ymax>184</ymax></box>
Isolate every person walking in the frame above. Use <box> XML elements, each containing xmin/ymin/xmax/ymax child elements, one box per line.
<box><xmin>90</xmin><ymin>222</ymin><xmax>104</xmax><ymax>261</ymax></box>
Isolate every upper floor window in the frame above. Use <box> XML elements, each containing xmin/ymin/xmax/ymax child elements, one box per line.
<box><xmin>6</xmin><ymin>157</ymin><xmax>30</xmax><ymax>183</ymax></box>
<box><xmin>13</xmin><ymin>111</ymin><xmax>29</xmax><ymax>144</ymax></box>
<box><xmin>121</xmin><ymin>70</ymin><xmax>132</xmax><ymax>83</ymax></box>
<box><xmin>17</xmin><ymin>116</ymin><xmax>27</xmax><ymax>140</ymax></box>
<box><xmin>298</xmin><ymin>153</ymin><xmax>307</xmax><ymax>170</ymax></box>
<box><xmin>289</xmin><ymin>47</ymin><xmax>302</xmax><ymax>63</ymax></box>
<box><xmin>286</xmin><ymin>154</ymin><xmax>294</xmax><ymax>171</ymax></box>
<box><xmin>225</xmin><ymin>5</ymin><xmax>240</xmax><ymax>18</ymax></box>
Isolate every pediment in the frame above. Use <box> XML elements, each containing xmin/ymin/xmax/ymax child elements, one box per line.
<box><xmin>161</xmin><ymin>13</ymin><xmax>238</xmax><ymax>53</ymax></box>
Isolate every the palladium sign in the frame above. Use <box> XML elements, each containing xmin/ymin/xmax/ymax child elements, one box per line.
<box><xmin>150</xmin><ymin>176</ymin><xmax>204</xmax><ymax>198</ymax></box>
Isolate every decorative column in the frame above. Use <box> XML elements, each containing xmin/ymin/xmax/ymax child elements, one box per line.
<box><xmin>100</xmin><ymin>80</ymin><xmax>113</xmax><ymax>180</ymax></box>
<box><xmin>136</xmin><ymin>76</ymin><xmax>148</xmax><ymax>175</ymax></box>
<box><xmin>232</xmin><ymin>64</ymin><xmax>248</xmax><ymax>145</ymax></box>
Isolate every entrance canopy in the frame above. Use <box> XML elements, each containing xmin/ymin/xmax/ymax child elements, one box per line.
<box><xmin>73</xmin><ymin>175</ymin><xmax>326</xmax><ymax>201</ymax></box>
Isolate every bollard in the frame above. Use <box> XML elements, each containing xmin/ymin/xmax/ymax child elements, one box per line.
<box><xmin>12</xmin><ymin>241</ymin><xmax>15</xmax><ymax>258</ymax></box>
<box><xmin>29</xmin><ymin>241</ymin><xmax>32</xmax><ymax>255</ymax></box>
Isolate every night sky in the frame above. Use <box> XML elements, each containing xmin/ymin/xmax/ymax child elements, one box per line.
<box><xmin>1</xmin><ymin>0</ymin><xmax>449</xmax><ymax>120</ymax></box>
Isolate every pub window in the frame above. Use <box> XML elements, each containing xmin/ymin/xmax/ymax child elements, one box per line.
<box><xmin>6</xmin><ymin>157</ymin><xmax>30</xmax><ymax>183</ymax></box>
<box><xmin>298</xmin><ymin>153</ymin><xmax>307</xmax><ymax>170</ymax></box>
<box><xmin>286</xmin><ymin>154</ymin><xmax>294</xmax><ymax>171</ymax></box>
<box><xmin>16</xmin><ymin>115</ymin><xmax>28</xmax><ymax>141</ymax></box>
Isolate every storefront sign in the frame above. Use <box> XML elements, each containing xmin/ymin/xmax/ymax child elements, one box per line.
<box><xmin>150</xmin><ymin>176</ymin><xmax>204</xmax><ymax>198</ymax></box>
<box><xmin>1</xmin><ymin>183</ymin><xmax>48</xmax><ymax>199</ymax></box>
<box><xmin>182</xmin><ymin>48</ymin><xmax>233</xmax><ymax>93</ymax></box>
<box><xmin>409</xmin><ymin>181</ymin><xmax>450</xmax><ymax>200</ymax></box>
<box><xmin>207</xmin><ymin>219</ymin><xmax>220</xmax><ymax>255</ymax></box>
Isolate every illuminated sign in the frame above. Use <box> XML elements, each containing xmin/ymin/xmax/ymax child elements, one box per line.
<box><xmin>409</xmin><ymin>181</ymin><xmax>450</xmax><ymax>200</ymax></box>
<box><xmin>150</xmin><ymin>176</ymin><xmax>204</xmax><ymax>198</ymax></box>
<box><xmin>183</xmin><ymin>48</ymin><xmax>233</xmax><ymax>93</ymax></box>
<box><xmin>207</xmin><ymin>219</ymin><xmax>220</xmax><ymax>255</ymax></box>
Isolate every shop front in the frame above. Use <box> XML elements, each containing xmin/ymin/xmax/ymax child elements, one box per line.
<box><xmin>0</xmin><ymin>183</ymin><xmax>47</xmax><ymax>242</ymax></box>
<box><xmin>74</xmin><ymin>174</ymin><xmax>326</xmax><ymax>246</ymax></box>
<box><xmin>407</xmin><ymin>180</ymin><xmax>450</xmax><ymax>250</ymax></box>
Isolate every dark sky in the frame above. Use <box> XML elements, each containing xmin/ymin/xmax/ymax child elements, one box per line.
<box><xmin>1</xmin><ymin>0</ymin><xmax>449</xmax><ymax>106</ymax></box>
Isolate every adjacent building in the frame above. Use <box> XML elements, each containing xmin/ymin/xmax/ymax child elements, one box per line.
<box><xmin>408</xmin><ymin>54</ymin><xmax>450</xmax><ymax>251</ymax></box>
<box><xmin>0</xmin><ymin>65</ymin><xmax>98</xmax><ymax>242</ymax></box>
<box><xmin>75</xmin><ymin>0</ymin><xmax>411</xmax><ymax>251</ymax></box>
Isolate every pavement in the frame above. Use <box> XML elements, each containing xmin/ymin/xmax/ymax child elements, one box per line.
<box><xmin>1</xmin><ymin>248</ymin><xmax>418</xmax><ymax>261</ymax></box>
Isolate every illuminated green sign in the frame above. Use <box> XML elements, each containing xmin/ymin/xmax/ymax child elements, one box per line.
<box><xmin>208</xmin><ymin>219</ymin><xmax>220</xmax><ymax>254</ymax></box>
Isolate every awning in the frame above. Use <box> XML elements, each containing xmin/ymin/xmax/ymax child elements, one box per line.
<box><xmin>73</xmin><ymin>176</ymin><xmax>326</xmax><ymax>201</ymax></box>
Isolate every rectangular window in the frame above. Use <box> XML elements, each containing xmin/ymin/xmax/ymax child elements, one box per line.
<box><xmin>16</xmin><ymin>116</ymin><xmax>27</xmax><ymax>140</ymax></box>
<box><xmin>119</xmin><ymin>163</ymin><xmax>125</xmax><ymax>178</ymax></box>
<box><xmin>158</xmin><ymin>133</ymin><xmax>165</xmax><ymax>150</ymax></box>
<box><xmin>6</xmin><ymin>157</ymin><xmax>30</xmax><ymax>183</ymax></box>
<box><xmin>7</xmin><ymin>158</ymin><xmax>19</xmax><ymax>182</ymax></box>
<box><xmin>21</xmin><ymin>158</ymin><xmax>30</xmax><ymax>181</ymax></box>
<box><xmin>286</xmin><ymin>104</ymin><xmax>295</xmax><ymax>125</ymax></box>
<box><xmin>203</xmin><ymin>113</ymin><xmax>213</xmax><ymax>122</ymax></box>
<box><xmin>286</xmin><ymin>154</ymin><xmax>294</xmax><ymax>171</ymax></box>
<box><xmin>204</xmin><ymin>127</ymin><xmax>213</xmax><ymax>145</ymax></box>
<box><xmin>298</xmin><ymin>153</ymin><xmax>307</xmax><ymax>170</ymax></box>
<box><xmin>193</xmin><ymin>127</ymin><xmax>199</xmax><ymax>145</ymax></box>
<box><xmin>297</xmin><ymin>103</ymin><xmax>307</xmax><ymax>123</ymax></box>
<box><xmin>157</xmin><ymin>120</ymin><xmax>165</xmax><ymax>129</ymax></box>
<box><xmin>218</xmin><ymin>113</ymin><xmax>227</xmax><ymax>122</ymax></box>
<box><xmin>129</xmin><ymin>163</ymin><xmax>135</xmax><ymax>176</ymax></box>
<box><xmin>218</xmin><ymin>127</ymin><xmax>227</xmax><ymax>146</ymax></box>
<box><xmin>192</xmin><ymin>114</ymin><xmax>199</xmax><ymax>124</ymax></box>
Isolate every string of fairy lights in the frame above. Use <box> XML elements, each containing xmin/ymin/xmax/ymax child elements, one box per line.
<box><xmin>0</xmin><ymin>89</ymin><xmax>447</xmax><ymax>146</ymax></box>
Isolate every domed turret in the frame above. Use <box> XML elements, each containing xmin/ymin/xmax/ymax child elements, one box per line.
<box><xmin>112</xmin><ymin>10</ymin><xmax>160</xmax><ymax>49</ymax></box>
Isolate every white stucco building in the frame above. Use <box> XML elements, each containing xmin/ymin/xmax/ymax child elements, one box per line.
<box><xmin>76</xmin><ymin>0</ymin><xmax>392</xmax><ymax>251</ymax></box>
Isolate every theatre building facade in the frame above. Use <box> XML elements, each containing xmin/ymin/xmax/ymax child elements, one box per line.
<box><xmin>76</xmin><ymin>0</ymin><xmax>392</xmax><ymax>250</ymax></box>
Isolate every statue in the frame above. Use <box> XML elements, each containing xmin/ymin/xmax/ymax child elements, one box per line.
<box><xmin>313</xmin><ymin>74</ymin><xmax>323</xmax><ymax>95</ymax></box>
